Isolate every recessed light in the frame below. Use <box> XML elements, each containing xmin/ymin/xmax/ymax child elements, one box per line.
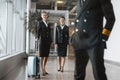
<box><xmin>57</xmin><ymin>1</ymin><xmax>64</xmax><ymax>4</ymax></box>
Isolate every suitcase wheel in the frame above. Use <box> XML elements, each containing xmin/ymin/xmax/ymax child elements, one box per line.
<box><xmin>28</xmin><ymin>75</ymin><xmax>30</xmax><ymax>77</ymax></box>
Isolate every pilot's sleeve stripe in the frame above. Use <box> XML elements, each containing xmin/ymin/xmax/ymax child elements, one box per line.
<box><xmin>102</xmin><ymin>28</ymin><xmax>111</xmax><ymax>36</ymax></box>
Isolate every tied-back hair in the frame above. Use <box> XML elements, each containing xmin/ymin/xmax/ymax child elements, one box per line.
<box><xmin>41</xmin><ymin>11</ymin><xmax>48</xmax><ymax>14</ymax></box>
<box><xmin>59</xmin><ymin>16</ymin><xmax>65</xmax><ymax>20</ymax></box>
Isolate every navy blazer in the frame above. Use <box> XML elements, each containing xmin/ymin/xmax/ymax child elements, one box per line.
<box><xmin>73</xmin><ymin>0</ymin><xmax>115</xmax><ymax>49</ymax></box>
<box><xmin>37</xmin><ymin>21</ymin><xmax>52</xmax><ymax>44</ymax></box>
<box><xmin>55</xmin><ymin>25</ymin><xmax>69</xmax><ymax>45</ymax></box>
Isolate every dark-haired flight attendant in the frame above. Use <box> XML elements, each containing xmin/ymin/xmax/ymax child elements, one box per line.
<box><xmin>55</xmin><ymin>16</ymin><xmax>69</xmax><ymax>72</ymax></box>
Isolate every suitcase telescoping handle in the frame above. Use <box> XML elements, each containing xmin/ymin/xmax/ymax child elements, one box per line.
<box><xmin>35</xmin><ymin>40</ymin><xmax>40</xmax><ymax>57</ymax></box>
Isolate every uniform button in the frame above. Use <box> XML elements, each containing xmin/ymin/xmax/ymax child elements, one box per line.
<box><xmin>83</xmin><ymin>0</ymin><xmax>86</xmax><ymax>2</ymax></box>
<box><xmin>75</xmin><ymin>28</ymin><xmax>79</xmax><ymax>32</ymax></box>
<box><xmin>84</xmin><ymin>19</ymin><xmax>87</xmax><ymax>22</ymax></box>
<box><xmin>87</xmin><ymin>11</ymin><xmax>90</xmax><ymax>13</ymax></box>
<box><xmin>76</xmin><ymin>13</ymin><xmax>78</xmax><ymax>15</ymax></box>
<box><xmin>76</xmin><ymin>19</ymin><xmax>79</xmax><ymax>22</ymax></box>
<box><xmin>83</xmin><ymin>29</ymin><xmax>86</xmax><ymax>32</ymax></box>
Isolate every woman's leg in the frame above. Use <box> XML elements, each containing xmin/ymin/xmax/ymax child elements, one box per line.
<box><xmin>61</xmin><ymin>57</ymin><xmax>66</xmax><ymax>72</ymax></box>
<box><xmin>41</xmin><ymin>57</ymin><xmax>45</xmax><ymax>75</ymax></box>
<box><xmin>41</xmin><ymin>57</ymin><xmax>48</xmax><ymax>75</ymax></box>
<box><xmin>57</xmin><ymin>56</ymin><xmax>62</xmax><ymax>71</ymax></box>
<box><xmin>44</xmin><ymin>57</ymin><xmax>48</xmax><ymax>74</ymax></box>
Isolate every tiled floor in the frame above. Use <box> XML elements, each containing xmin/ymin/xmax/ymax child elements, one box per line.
<box><xmin>1</xmin><ymin>56</ymin><xmax>120</xmax><ymax>80</ymax></box>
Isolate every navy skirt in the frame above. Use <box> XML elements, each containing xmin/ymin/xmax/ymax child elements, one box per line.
<box><xmin>57</xmin><ymin>44</ymin><xmax>67</xmax><ymax>57</ymax></box>
<box><xmin>39</xmin><ymin>40</ymin><xmax>51</xmax><ymax>57</ymax></box>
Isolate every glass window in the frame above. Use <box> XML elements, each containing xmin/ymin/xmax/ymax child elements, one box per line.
<box><xmin>0</xmin><ymin>0</ymin><xmax>7</xmax><ymax>57</ymax></box>
<box><xmin>0</xmin><ymin>0</ymin><xmax>26</xmax><ymax>58</ymax></box>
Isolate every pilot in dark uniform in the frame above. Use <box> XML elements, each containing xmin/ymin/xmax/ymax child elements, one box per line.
<box><xmin>71</xmin><ymin>0</ymin><xmax>116</xmax><ymax>80</ymax></box>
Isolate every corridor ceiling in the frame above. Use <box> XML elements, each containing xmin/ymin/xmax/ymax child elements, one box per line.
<box><xmin>31</xmin><ymin>0</ymin><xmax>77</xmax><ymax>24</ymax></box>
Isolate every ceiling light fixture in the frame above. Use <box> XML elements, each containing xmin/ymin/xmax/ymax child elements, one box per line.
<box><xmin>57</xmin><ymin>1</ymin><xmax>64</xmax><ymax>4</ymax></box>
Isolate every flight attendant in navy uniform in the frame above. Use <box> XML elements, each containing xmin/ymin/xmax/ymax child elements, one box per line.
<box><xmin>37</xmin><ymin>11</ymin><xmax>52</xmax><ymax>76</ymax></box>
<box><xmin>71</xmin><ymin>0</ymin><xmax>116</xmax><ymax>80</ymax></box>
<box><xmin>55</xmin><ymin>16</ymin><xmax>69</xmax><ymax>72</ymax></box>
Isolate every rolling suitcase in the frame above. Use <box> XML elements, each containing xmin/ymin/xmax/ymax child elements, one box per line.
<box><xmin>27</xmin><ymin>40</ymin><xmax>40</xmax><ymax>78</ymax></box>
<box><xmin>27</xmin><ymin>55</ymin><xmax>40</xmax><ymax>78</ymax></box>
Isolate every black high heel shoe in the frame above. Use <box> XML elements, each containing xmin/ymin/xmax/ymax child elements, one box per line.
<box><xmin>35</xmin><ymin>75</ymin><xmax>40</xmax><ymax>79</ymax></box>
<box><xmin>42</xmin><ymin>72</ymin><xmax>46</xmax><ymax>76</ymax></box>
<box><xmin>45</xmin><ymin>72</ymin><xmax>48</xmax><ymax>74</ymax></box>
<box><xmin>58</xmin><ymin>67</ymin><xmax>61</xmax><ymax>71</ymax></box>
<box><xmin>58</xmin><ymin>69</ymin><xmax>61</xmax><ymax>71</ymax></box>
<box><xmin>61</xmin><ymin>67</ymin><xmax>64</xmax><ymax>72</ymax></box>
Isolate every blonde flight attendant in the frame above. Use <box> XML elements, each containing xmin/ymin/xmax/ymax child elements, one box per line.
<box><xmin>37</xmin><ymin>11</ymin><xmax>52</xmax><ymax>76</ymax></box>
